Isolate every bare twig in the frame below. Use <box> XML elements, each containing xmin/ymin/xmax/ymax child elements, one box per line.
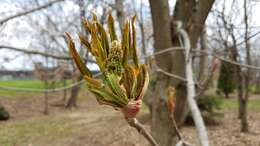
<box><xmin>0</xmin><ymin>45</ymin><xmax>70</xmax><ymax>60</ymax></box>
<box><xmin>0</xmin><ymin>0</ymin><xmax>64</xmax><ymax>24</ymax></box>
<box><xmin>0</xmin><ymin>45</ymin><xmax>95</xmax><ymax>63</ymax></box>
<box><xmin>125</xmin><ymin>118</ymin><xmax>159</xmax><ymax>146</ymax></box>
<box><xmin>156</xmin><ymin>67</ymin><xmax>203</xmax><ymax>89</ymax></box>
<box><xmin>196</xmin><ymin>58</ymin><xmax>220</xmax><ymax>97</ymax></box>
<box><xmin>176</xmin><ymin>21</ymin><xmax>209</xmax><ymax>146</ymax></box>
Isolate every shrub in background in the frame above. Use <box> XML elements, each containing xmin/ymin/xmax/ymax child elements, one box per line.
<box><xmin>217</xmin><ymin>61</ymin><xmax>235</xmax><ymax>98</ymax></box>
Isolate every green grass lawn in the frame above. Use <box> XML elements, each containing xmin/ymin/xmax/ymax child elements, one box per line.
<box><xmin>221</xmin><ymin>98</ymin><xmax>260</xmax><ymax>111</ymax></box>
<box><xmin>0</xmin><ymin>80</ymin><xmax>74</xmax><ymax>97</ymax></box>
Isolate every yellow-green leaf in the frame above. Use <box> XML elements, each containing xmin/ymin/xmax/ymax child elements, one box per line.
<box><xmin>89</xmin><ymin>87</ymin><xmax>125</xmax><ymax>107</ymax></box>
<box><xmin>122</xmin><ymin>20</ymin><xmax>130</xmax><ymax>67</ymax></box>
<box><xmin>84</xmin><ymin>75</ymin><xmax>103</xmax><ymax>88</ymax></box>
<box><xmin>135</xmin><ymin>65</ymin><xmax>149</xmax><ymax>100</ymax></box>
<box><xmin>107</xmin><ymin>12</ymin><xmax>117</xmax><ymax>41</ymax></box>
<box><xmin>123</xmin><ymin>65</ymin><xmax>137</xmax><ymax>99</ymax></box>
<box><xmin>78</xmin><ymin>33</ymin><xmax>93</xmax><ymax>54</ymax></box>
<box><xmin>82</xmin><ymin>18</ymin><xmax>92</xmax><ymax>34</ymax></box>
<box><xmin>105</xmin><ymin>73</ymin><xmax>128</xmax><ymax>104</ymax></box>
<box><xmin>96</xmin><ymin>22</ymin><xmax>109</xmax><ymax>57</ymax></box>
<box><xmin>91</xmin><ymin>26</ymin><xmax>106</xmax><ymax>62</ymax></box>
<box><xmin>65</xmin><ymin>32</ymin><xmax>92</xmax><ymax>77</ymax></box>
<box><xmin>131</xmin><ymin>15</ymin><xmax>139</xmax><ymax>67</ymax></box>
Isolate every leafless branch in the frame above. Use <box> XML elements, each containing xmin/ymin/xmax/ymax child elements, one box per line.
<box><xmin>176</xmin><ymin>21</ymin><xmax>209</xmax><ymax>146</ymax></box>
<box><xmin>0</xmin><ymin>0</ymin><xmax>64</xmax><ymax>25</ymax></box>
<box><xmin>0</xmin><ymin>45</ymin><xmax>70</xmax><ymax>60</ymax></box>
<box><xmin>0</xmin><ymin>45</ymin><xmax>95</xmax><ymax>63</ymax></box>
<box><xmin>169</xmin><ymin>114</ymin><xmax>192</xmax><ymax>146</ymax></box>
<box><xmin>125</xmin><ymin>118</ymin><xmax>159</xmax><ymax>146</ymax></box>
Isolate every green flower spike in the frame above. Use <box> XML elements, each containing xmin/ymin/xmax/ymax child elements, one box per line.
<box><xmin>65</xmin><ymin>12</ymin><xmax>149</xmax><ymax>118</ymax></box>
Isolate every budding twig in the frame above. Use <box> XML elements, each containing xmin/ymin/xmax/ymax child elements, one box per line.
<box><xmin>125</xmin><ymin>117</ymin><xmax>159</xmax><ymax>146</ymax></box>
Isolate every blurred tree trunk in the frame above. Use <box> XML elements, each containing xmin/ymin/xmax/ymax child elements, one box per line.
<box><xmin>66</xmin><ymin>0</ymin><xmax>85</xmax><ymax>109</ymax></box>
<box><xmin>240</xmin><ymin>0</ymin><xmax>250</xmax><ymax>132</ymax></box>
<box><xmin>66</xmin><ymin>74</ymin><xmax>83</xmax><ymax>108</ymax></box>
<box><xmin>198</xmin><ymin>28</ymin><xmax>209</xmax><ymax>82</ymax></box>
<box><xmin>149</xmin><ymin>0</ymin><xmax>214</xmax><ymax>145</ymax></box>
<box><xmin>149</xmin><ymin>0</ymin><xmax>174</xmax><ymax>144</ymax></box>
<box><xmin>43</xmin><ymin>80</ymin><xmax>49</xmax><ymax>114</ymax></box>
<box><xmin>115</xmin><ymin>0</ymin><xmax>124</xmax><ymax>32</ymax></box>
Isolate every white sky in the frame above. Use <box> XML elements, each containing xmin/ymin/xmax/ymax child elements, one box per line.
<box><xmin>1</xmin><ymin>0</ymin><xmax>260</xmax><ymax>70</ymax></box>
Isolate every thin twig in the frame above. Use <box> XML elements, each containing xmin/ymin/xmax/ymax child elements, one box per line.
<box><xmin>169</xmin><ymin>114</ymin><xmax>192</xmax><ymax>146</ymax></box>
<box><xmin>177</xmin><ymin>21</ymin><xmax>209</xmax><ymax>146</ymax></box>
<box><xmin>0</xmin><ymin>0</ymin><xmax>64</xmax><ymax>24</ymax></box>
<box><xmin>169</xmin><ymin>114</ymin><xmax>182</xmax><ymax>140</ymax></box>
<box><xmin>156</xmin><ymin>67</ymin><xmax>203</xmax><ymax>89</ymax></box>
<box><xmin>125</xmin><ymin>118</ymin><xmax>159</xmax><ymax>146</ymax></box>
<box><xmin>0</xmin><ymin>45</ymin><xmax>95</xmax><ymax>63</ymax></box>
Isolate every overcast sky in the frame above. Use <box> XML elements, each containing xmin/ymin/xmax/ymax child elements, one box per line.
<box><xmin>1</xmin><ymin>0</ymin><xmax>260</xmax><ymax>70</ymax></box>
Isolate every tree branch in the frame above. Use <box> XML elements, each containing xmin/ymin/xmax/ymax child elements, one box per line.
<box><xmin>125</xmin><ymin>118</ymin><xmax>159</xmax><ymax>146</ymax></box>
<box><xmin>0</xmin><ymin>45</ymin><xmax>95</xmax><ymax>63</ymax></box>
<box><xmin>0</xmin><ymin>0</ymin><xmax>64</xmax><ymax>25</ymax></box>
<box><xmin>176</xmin><ymin>22</ymin><xmax>209</xmax><ymax>146</ymax></box>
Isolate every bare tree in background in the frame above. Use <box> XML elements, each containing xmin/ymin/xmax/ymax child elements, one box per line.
<box><xmin>212</xmin><ymin>0</ymin><xmax>254</xmax><ymax>132</ymax></box>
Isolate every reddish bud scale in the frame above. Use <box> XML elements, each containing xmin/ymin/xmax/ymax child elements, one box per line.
<box><xmin>121</xmin><ymin>100</ymin><xmax>142</xmax><ymax>118</ymax></box>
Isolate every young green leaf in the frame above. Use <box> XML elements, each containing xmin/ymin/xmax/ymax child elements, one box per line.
<box><xmin>78</xmin><ymin>33</ymin><xmax>93</xmax><ymax>54</ymax></box>
<box><xmin>135</xmin><ymin>65</ymin><xmax>149</xmax><ymax>100</ymax></box>
<box><xmin>96</xmin><ymin>22</ymin><xmax>109</xmax><ymax>57</ymax></box>
<box><xmin>65</xmin><ymin>32</ymin><xmax>92</xmax><ymax>77</ymax></box>
<box><xmin>131</xmin><ymin>15</ymin><xmax>139</xmax><ymax>67</ymax></box>
<box><xmin>107</xmin><ymin>12</ymin><xmax>117</xmax><ymax>42</ymax></box>
<box><xmin>122</xmin><ymin>20</ymin><xmax>130</xmax><ymax>67</ymax></box>
<box><xmin>105</xmin><ymin>73</ymin><xmax>129</xmax><ymax>104</ymax></box>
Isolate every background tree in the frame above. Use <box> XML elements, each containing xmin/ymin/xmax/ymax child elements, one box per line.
<box><xmin>217</xmin><ymin>61</ymin><xmax>235</xmax><ymax>98</ymax></box>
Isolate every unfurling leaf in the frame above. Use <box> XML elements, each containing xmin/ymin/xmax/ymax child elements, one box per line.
<box><xmin>122</xmin><ymin>65</ymin><xmax>136</xmax><ymax>99</ymax></box>
<box><xmin>82</xmin><ymin>18</ymin><xmax>92</xmax><ymax>34</ymax></box>
<box><xmin>78</xmin><ymin>33</ymin><xmax>92</xmax><ymax>53</ymax></box>
<box><xmin>65</xmin><ymin>32</ymin><xmax>92</xmax><ymax>77</ymax></box>
<box><xmin>96</xmin><ymin>22</ymin><xmax>109</xmax><ymax>57</ymax></box>
<box><xmin>89</xmin><ymin>87</ymin><xmax>125</xmax><ymax>107</ymax></box>
<box><xmin>131</xmin><ymin>15</ymin><xmax>139</xmax><ymax>67</ymax></box>
<box><xmin>84</xmin><ymin>76</ymin><xmax>103</xmax><ymax>88</ymax></box>
<box><xmin>105</xmin><ymin>73</ymin><xmax>128</xmax><ymax>104</ymax></box>
<box><xmin>135</xmin><ymin>65</ymin><xmax>149</xmax><ymax>100</ymax></box>
<box><xmin>122</xmin><ymin>21</ymin><xmax>130</xmax><ymax>67</ymax></box>
<box><xmin>107</xmin><ymin>12</ymin><xmax>117</xmax><ymax>41</ymax></box>
<box><xmin>90</xmin><ymin>25</ymin><xmax>106</xmax><ymax>62</ymax></box>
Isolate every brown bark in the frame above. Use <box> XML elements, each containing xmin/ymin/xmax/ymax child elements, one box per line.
<box><xmin>149</xmin><ymin>0</ymin><xmax>176</xmax><ymax>145</ymax></box>
<box><xmin>66</xmin><ymin>75</ymin><xmax>82</xmax><ymax>108</ymax></box>
<box><xmin>43</xmin><ymin>80</ymin><xmax>49</xmax><ymax>114</ymax></box>
<box><xmin>198</xmin><ymin>28</ymin><xmax>209</xmax><ymax>82</ymax></box>
<box><xmin>240</xmin><ymin>0</ymin><xmax>250</xmax><ymax>132</ymax></box>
